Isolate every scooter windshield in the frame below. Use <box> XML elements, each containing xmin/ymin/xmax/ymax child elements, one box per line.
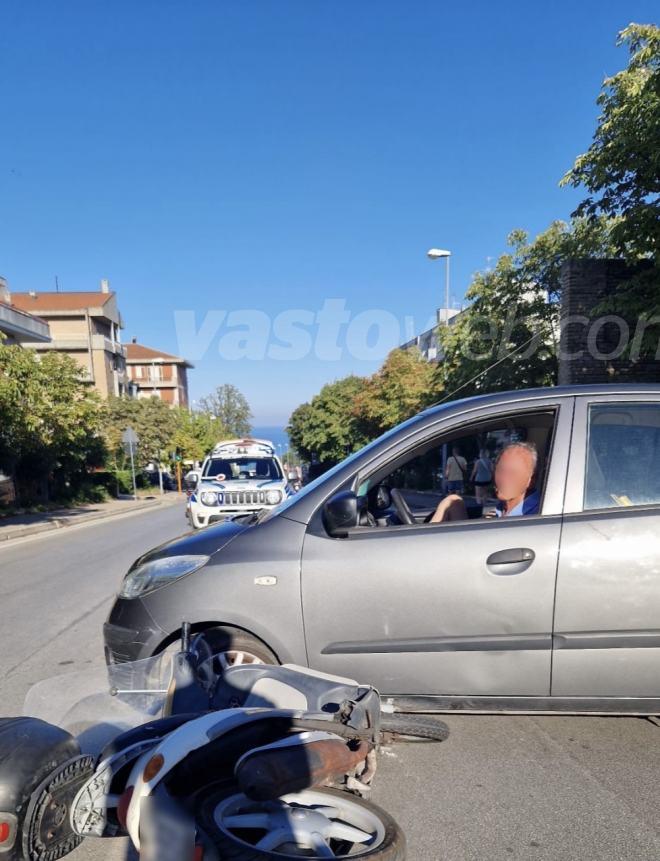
<box><xmin>23</xmin><ymin>653</ymin><xmax>173</xmax><ymax>754</ymax></box>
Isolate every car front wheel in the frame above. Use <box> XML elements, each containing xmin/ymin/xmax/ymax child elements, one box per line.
<box><xmin>198</xmin><ymin>627</ymin><xmax>279</xmax><ymax>670</ymax></box>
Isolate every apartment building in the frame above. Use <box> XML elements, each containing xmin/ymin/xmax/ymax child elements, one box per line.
<box><xmin>125</xmin><ymin>340</ymin><xmax>192</xmax><ymax>406</ymax></box>
<box><xmin>11</xmin><ymin>282</ymin><xmax>131</xmax><ymax>397</ymax></box>
<box><xmin>400</xmin><ymin>306</ymin><xmax>463</xmax><ymax>362</ymax></box>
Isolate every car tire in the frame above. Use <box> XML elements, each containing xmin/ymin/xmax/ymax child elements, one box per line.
<box><xmin>379</xmin><ymin>714</ymin><xmax>450</xmax><ymax>743</ymax></box>
<box><xmin>201</xmin><ymin>627</ymin><xmax>279</xmax><ymax>670</ymax></box>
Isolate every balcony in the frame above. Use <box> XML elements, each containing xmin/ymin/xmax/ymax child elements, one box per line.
<box><xmin>91</xmin><ymin>335</ymin><xmax>127</xmax><ymax>356</ymax></box>
<box><xmin>0</xmin><ymin>304</ymin><xmax>51</xmax><ymax>344</ymax></box>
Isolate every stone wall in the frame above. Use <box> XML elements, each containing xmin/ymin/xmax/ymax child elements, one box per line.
<box><xmin>558</xmin><ymin>258</ymin><xmax>659</xmax><ymax>385</ymax></box>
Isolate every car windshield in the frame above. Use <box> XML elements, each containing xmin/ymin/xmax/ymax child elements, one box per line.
<box><xmin>256</xmin><ymin>409</ymin><xmax>439</xmax><ymax>523</ymax></box>
<box><xmin>203</xmin><ymin>457</ymin><xmax>282</xmax><ymax>482</ymax></box>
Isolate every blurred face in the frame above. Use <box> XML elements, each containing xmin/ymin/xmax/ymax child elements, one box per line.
<box><xmin>494</xmin><ymin>447</ymin><xmax>534</xmax><ymax>502</ymax></box>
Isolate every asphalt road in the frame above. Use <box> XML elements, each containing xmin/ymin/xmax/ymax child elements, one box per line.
<box><xmin>1</xmin><ymin>504</ymin><xmax>659</xmax><ymax>860</ymax></box>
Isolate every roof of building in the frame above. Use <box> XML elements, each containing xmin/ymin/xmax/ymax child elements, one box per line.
<box><xmin>11</xmin><ymin>291</ymin><xmax>114</xmax><ymax>313</ymax></box>
<box><xmin>125</xmin><ymin>342</ymin><xmax>192</xmax><ymax>367</ymax></box>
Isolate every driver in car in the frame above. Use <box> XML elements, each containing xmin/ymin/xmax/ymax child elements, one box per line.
<box><xmin>430</xmin><ymin>441</ymin><xmax>540</xmax><ymax>523</ymax></box>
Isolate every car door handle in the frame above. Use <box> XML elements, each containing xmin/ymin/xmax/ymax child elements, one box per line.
<box><xmin>487</xmin><ymin>548</ymin><xmax>535</xmax><ymax>565</ymax></box>
<box><xmin>486</xmin><ymin>548</ymin><xmax>535</xmax><ymax>575</ymax></box>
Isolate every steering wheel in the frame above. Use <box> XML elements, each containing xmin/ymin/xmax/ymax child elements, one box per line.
<box><xmin>390</xmin><ymin>488</ymin><xmax>416</xmax><ymax>525</ymax></box>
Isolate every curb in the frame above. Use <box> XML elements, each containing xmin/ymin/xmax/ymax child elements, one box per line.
<box><xmin>0</xmin><ymin>495</ymin><xmax>182</xmax><ymax>543</ymax></box>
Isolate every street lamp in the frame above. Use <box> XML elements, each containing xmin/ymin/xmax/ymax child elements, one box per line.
<box><xmin>427</xmin><ymin>248</ymin><xmax>451</xmax><ymax>324</ymax></box>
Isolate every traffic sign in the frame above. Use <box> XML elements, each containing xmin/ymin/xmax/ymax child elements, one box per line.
<box><xmin>122</xmin><ymin>427</ymin><xmax>139</xmax><ymax>445</ymax></box>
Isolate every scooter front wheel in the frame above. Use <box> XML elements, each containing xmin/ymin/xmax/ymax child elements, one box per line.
<box><xmin>379</xmin><ymin>714</ymin><xmax>450</xmax><ymax>743</ymax></box>
<box><xmin>198</xmin><ymin>785</ymin><xmax>406</xmax><ymax>860</ymax></box>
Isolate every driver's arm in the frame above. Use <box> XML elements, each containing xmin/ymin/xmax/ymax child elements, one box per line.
<box><xmin>430</xmin><ymin>494</ymin><xmax>468</xmax><ymax>523</ymax></box>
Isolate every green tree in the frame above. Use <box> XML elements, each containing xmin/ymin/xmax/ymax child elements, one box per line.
<box><xmin>352</xmin><ymin>347</ymin><xmax>439</xmax><ymax>439</ymax></box>
<box><xmin>561</xmin><ymin>23</ymin><xmax>660</xmax><ymax>319</ymax></box>
<box><xmin>198</xmin><ymin>384</ymin><xmax>252</xmax><ymax>436</ymax></box>
<box><xmin>105</xmin><ymin>396</ymin><xmax>178</xmax><ymax>471</ymax></box>
<box><xmin>0</xmin><ymin>343</ymin><xmax>106</xmax><ymax>503</ymax></box>
<box><xmin>437</xmin><ymin>219</ymin><xmax>616</xmax><ymax>398</ymax></box>
<box><xmin>287</xmin><ymin>376</ymin><xmax>368</xmax><ymax>463</ymax></box>
<box><xmin>562</xmin><ymin>24</ymin><xmax>659</xmax><ymax>261</ymax></box>
<box><xmin>171</xmin><ymin>407</ymin><xmax>226</xmax><ymax>463</ymax></box>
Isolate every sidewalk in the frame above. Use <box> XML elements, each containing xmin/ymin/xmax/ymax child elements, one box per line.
<box><xmin>0</xmin><ymin>493</ymin><xmax>184</xmax><ymax>543</ymax></box>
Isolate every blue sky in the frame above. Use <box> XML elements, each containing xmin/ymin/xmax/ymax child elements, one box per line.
<box><xmin>1</xmin><ymin>1</ymin><xmax>656</xmax><ymax>424</ymax></box>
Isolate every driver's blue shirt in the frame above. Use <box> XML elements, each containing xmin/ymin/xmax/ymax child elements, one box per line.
<box><xmin>495</xmin><ymin>490</ymin><xmax>540</xmax><ymax>517</ymax></box>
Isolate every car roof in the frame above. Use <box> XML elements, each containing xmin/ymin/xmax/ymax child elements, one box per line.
<box><xmin>278</xmin><ymin>383</ymin><xmax>660</xmax><ymax>525</ymax></box>
<box><xmin>419</xmin><ymin>383</ymin><xmax>660</xmax><ymax>419</ymax></box>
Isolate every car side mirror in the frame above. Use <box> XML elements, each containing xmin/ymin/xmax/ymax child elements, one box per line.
<box><xmin>287</xmin><ymin>471</ymin><xmax>298</xmax><ymax>482</ymax></box>
<box><xmin>184</xmin><ymin>471</ymin><xmax>200</xmax><ymax>491</ymax></box>
<box><xmin>322</xmin><ymin>490</ymin><xmax>359</xmax><ymax>538</ymax></box>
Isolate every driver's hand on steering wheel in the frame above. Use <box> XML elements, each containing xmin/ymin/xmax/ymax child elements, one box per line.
<box><xmin>430</xmin><ymin>494</ymin><xmax>468</xmax><ymax>523</ymax></box>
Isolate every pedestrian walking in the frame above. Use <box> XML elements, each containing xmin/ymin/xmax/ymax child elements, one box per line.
<box><xmin>445</xmin><ymin>446</ymin><xmax>467</xmax><ymax>494</ymax></box>
<box><xmin>471</xmin><ymin>448</ymin><xmax>493</xmax><ymax>503</ymax></box>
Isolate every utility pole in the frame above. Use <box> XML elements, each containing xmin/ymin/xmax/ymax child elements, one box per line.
<box><xmin>122</xmin><ymin>427</ymin><xmax>139</xmax><ymax>500</ymax></box>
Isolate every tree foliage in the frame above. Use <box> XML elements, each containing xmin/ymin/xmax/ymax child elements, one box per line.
<box><xmin>561</xmin><ymin>23</ymin><xmax>660</xmax><ymax>316</ymax></box>
<box><xmin>171</xmin><ymin>408</ymin><xmax>227</xmax><ymax>463</ymax></box>
<box><xmin>287</xmin><ymin>376</ymin><xmax>368</xmax><ymax>464</ymax></box>
<box><xmin>104</xmin><ymin>396</ymin><xmax>178</xmax><ymax>469</ymax></box>
<box><xmin>0</xmin><ymin>343</ymin><xmax>106</xmax><ymax>502</ymax></box>
<box><xmin>352</xmin><ymin>348</ymin><xmax>438</xmax><ymax>439</ymax></box>
<box><xmin>105</xmin><ymin>397</ymin><xmax>231</xmax><ymax>471</ymax></box>
<box><xmin>437</xmin><ymin>220</ymin><xmax>617</xmax><ymax>399</ymax></box>
<box><xmin>562</xmin><ymin>24</ymin><xmax>659</xmax><ymax>258</ymax></box>
<box><xmin>198</xmin><ymin>384</ymin><xmax>252</xmax><ymax>437</ymax></box>
<box><xmin>287</xmin><ymin>351</ymin><xmax>440</xmax><ymax>463</ymax></box>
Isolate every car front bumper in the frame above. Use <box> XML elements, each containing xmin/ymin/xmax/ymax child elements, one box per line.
<box><xmin>104</xmin><ymin>597</ymin><xmax>168</xmax><ymax>665</ymax></box>
<box><xmin>191</xmin><ymin>506</ymin><xmax>269</xmax><ymax>528</ymax></box>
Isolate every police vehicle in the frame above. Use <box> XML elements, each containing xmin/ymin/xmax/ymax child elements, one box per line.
<box><xmin>186</xmin><ymin>438</ymin><xmax>292</xmax><ymax>529</ymax></box>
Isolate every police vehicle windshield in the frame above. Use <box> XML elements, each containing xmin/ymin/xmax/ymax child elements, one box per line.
<box><xmin>203</xmin><ymin>456</ymin><xmax>282</xmax><ymax>482</ymax></box>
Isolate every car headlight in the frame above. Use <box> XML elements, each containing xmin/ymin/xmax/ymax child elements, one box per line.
<box><xmin>265</xmin><ymin>489</ymin><xmax>282</xmax><ymax>505</ymax></box>
<box><xmin>200</xmin><ymin>491</ymin><xmax>218</xmax><ymax>506</ymax></box>
<box><xmin>119</xmin><ymin>555</ymin><xmax>209</xmax><ymax>599</ymax></box>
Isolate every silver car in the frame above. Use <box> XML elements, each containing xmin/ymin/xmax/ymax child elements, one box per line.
<box><xmin>106</xmin><ymin>384</ymin><xmax>660</xmax><ymax>714</ymax></box>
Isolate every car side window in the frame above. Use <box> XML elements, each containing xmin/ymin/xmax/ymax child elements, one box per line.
<box><xmin>584</xmin><ymin>403</ymin><xmax>660</xmax><ymax>511</ymax></box>
<box><xmin>364</xmin><ymin>409</ymin><xmax>557</xmax><ymax>526</ymax></box>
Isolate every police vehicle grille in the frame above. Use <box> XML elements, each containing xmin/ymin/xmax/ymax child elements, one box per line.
<box><xmin>225</xmin><ymin>490</ymin><xmax>266</xmax><ymax>505</ymax></box>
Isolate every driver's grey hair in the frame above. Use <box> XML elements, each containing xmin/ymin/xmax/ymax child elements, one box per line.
<box><xmin>496</xmin><ymin>441</ymin><xmax>538</xmax><ymax>473</ymax></box>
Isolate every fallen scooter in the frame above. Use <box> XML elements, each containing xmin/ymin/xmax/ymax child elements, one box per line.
<box><xmin>0</xmin><ymin>625</ymin><xmax>448</xmax><ymax>860</ymax></box>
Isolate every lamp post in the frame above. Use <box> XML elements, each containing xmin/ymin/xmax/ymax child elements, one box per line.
<box><xmin>427</xmin><ymin>248</ymin><xmax>451</xmax><ymax>490</ymax></box>
<box><xmin>427</xmin><ymin>248</ymin><xmax>451</xmax><ymax>323</ymax></box>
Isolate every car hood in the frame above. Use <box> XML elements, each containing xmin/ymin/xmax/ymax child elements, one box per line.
<box><xmin>132</xmin><ymin>518</ymin><xmax>248</xmax><ymax>568</ymax></box>
<box><xmin>199</xmin><ymin>477</ymin><xmax>284</xmax><ymax>490</ymax></box>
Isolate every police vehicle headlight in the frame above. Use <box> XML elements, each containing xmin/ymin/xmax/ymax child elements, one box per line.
<box><xmin>120</xmin><ymin>555</ymin><xmax>209</xmax><ymax>599</ymax></box>
<box><xmin>200</xmin><ymin>491</ymin><xmax>219</xmax><ymax>506</ymax></box>
<box><xmin>265</xmin><ymin>490</ymin><xmax>282</xmax><ymax>505</ymax></box>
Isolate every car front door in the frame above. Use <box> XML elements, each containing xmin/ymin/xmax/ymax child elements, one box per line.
<box><xmin>552</xmin><ymin>394</ymin><xmax>660</xmax><ymax>698</ymax></box>
<box><xmin>300</xmin><ymin>401</ymin><xmax>573</xmax><ymax>700</ymax></box>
